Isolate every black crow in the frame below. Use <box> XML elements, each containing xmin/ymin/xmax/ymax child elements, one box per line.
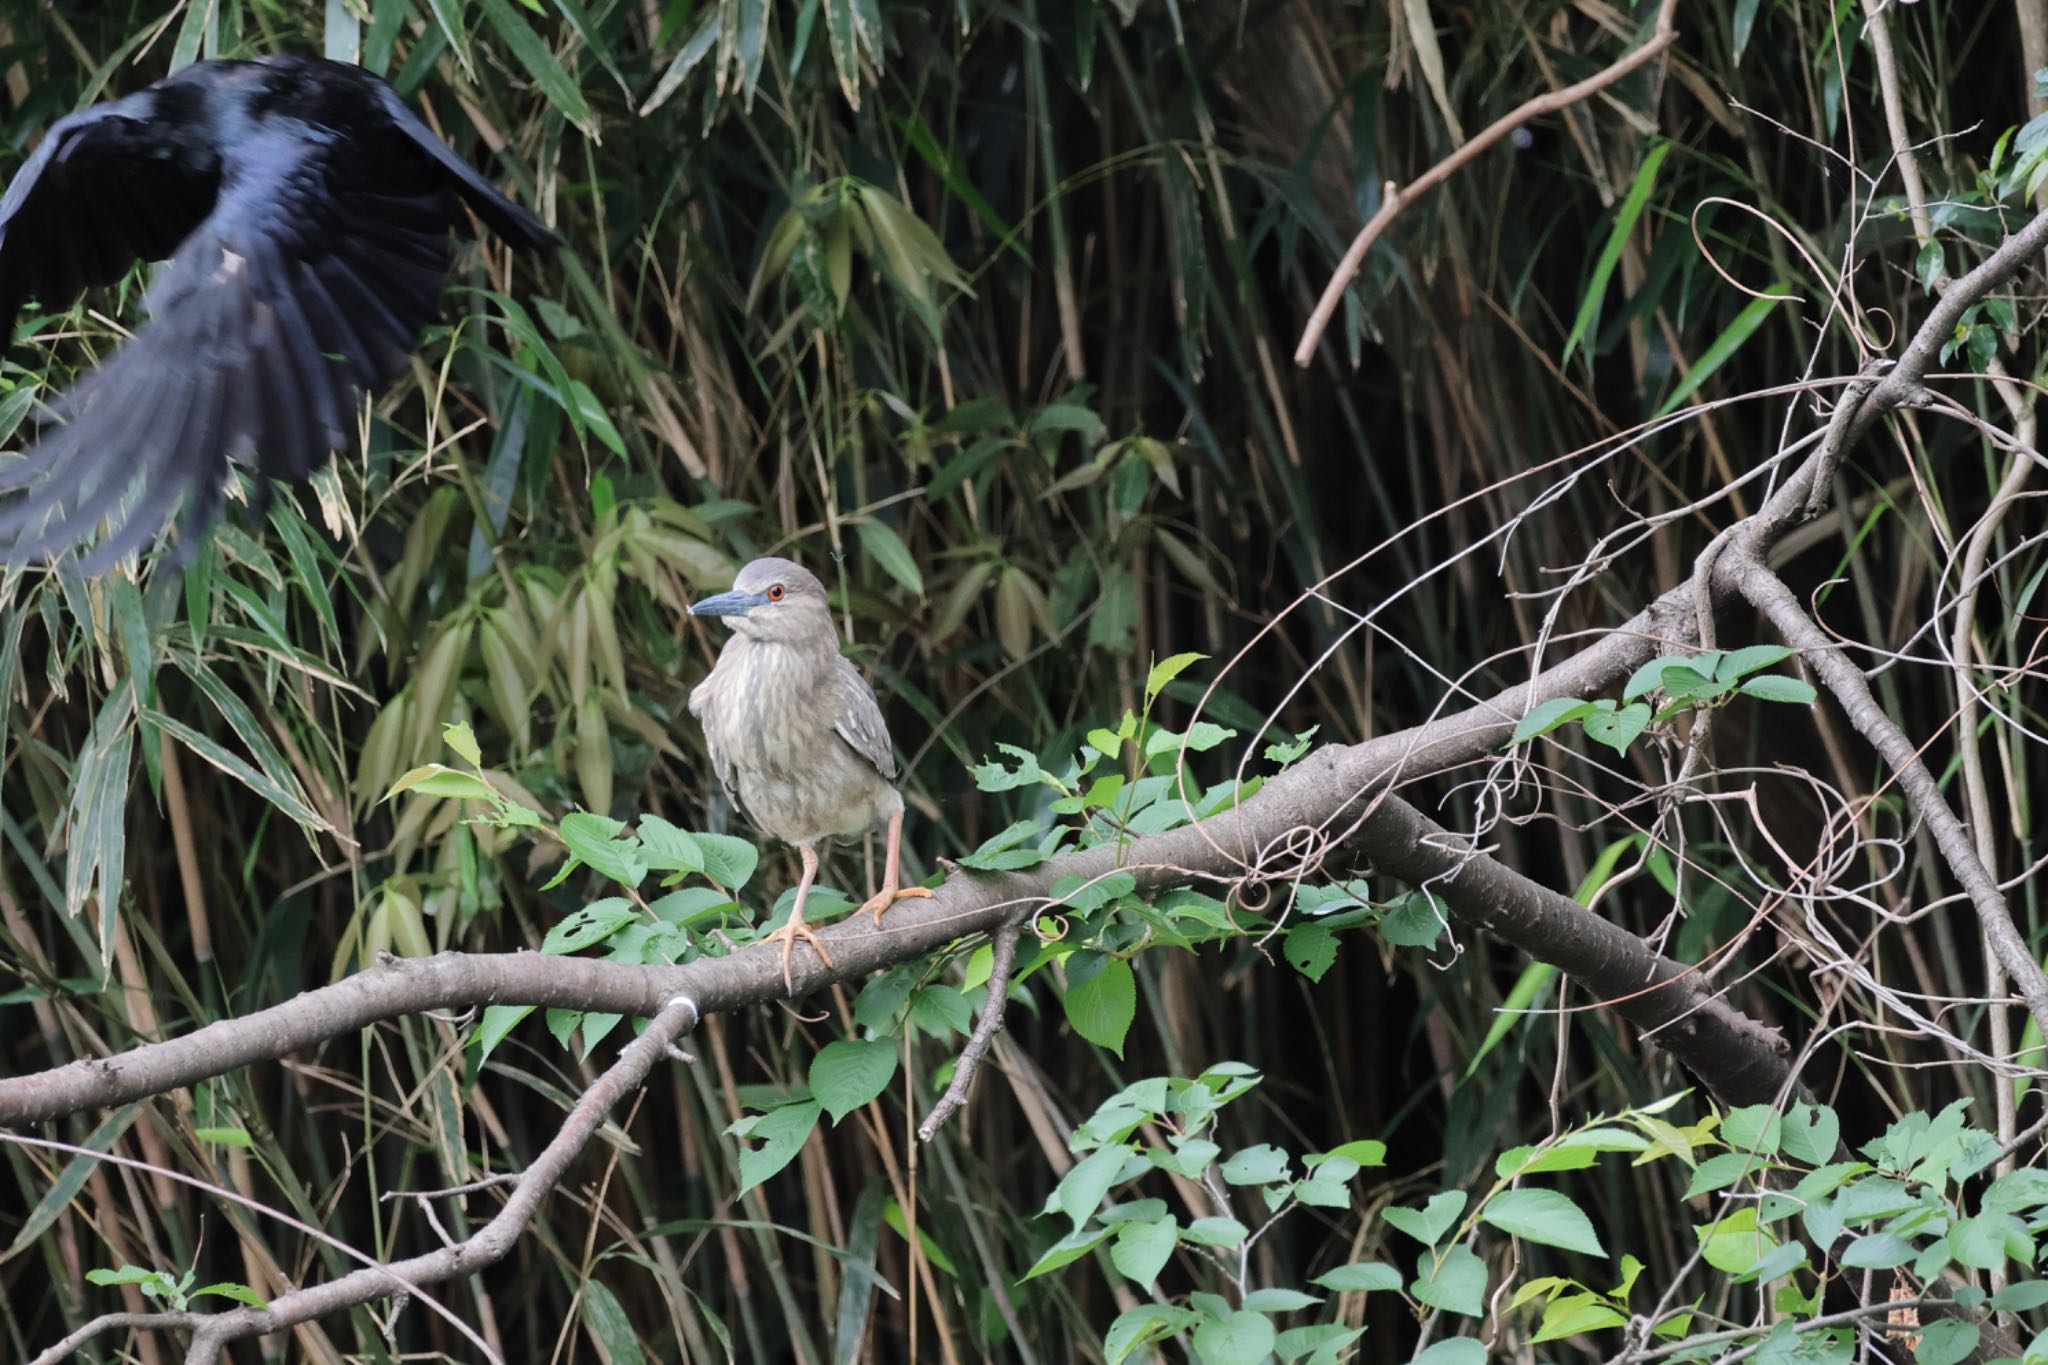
<box><xmin>0</xmin><ymin>53</ymin><xmax>556</xmax><ymax>573</ymax></box>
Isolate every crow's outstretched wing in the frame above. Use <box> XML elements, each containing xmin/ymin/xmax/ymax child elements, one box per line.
<box><xmin>0</xmin><ymin>89</ymin><xmax>221</xmax><ymax>345</ymax></box>
<box><xmin>371</xmin><ymin>80</ymin><xmax>555</xmax><ymax>253</ymax></box>
<box><xmin>0</xmin><ymin>124</ymin><xmax>462</xmax><ymax>570</ymax></box>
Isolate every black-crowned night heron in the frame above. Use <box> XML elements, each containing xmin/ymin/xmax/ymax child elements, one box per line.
<box><xmin>686</xmin><ymin>556</ymin><xmax>931</xmax><ymax>989</ymax></box>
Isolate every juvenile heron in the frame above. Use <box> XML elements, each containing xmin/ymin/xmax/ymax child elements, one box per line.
<box><xmin>687</xmin><ymin>557</ymin><xmax>930</xmax><ymax>989</ymax></box>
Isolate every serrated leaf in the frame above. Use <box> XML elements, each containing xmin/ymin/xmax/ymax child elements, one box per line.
<box><xmin>1145</xmin><ymin>651</ymin><xmax>1206</xmax><ymax>702</ymax></box>
<box><xmin>1481</xmin><ymin>1188</ymin><xmax>1605</xmax><ymax>1255</ymax></box>
<box><xmin>1739</xmin><ymin>674</ymin><xmax>1817</xmax><ymax>705</ymax></box>
<box><xmin>1314</xmin><ymin>1261</ymin><xmax>1402</xmax><ymax>1293</ymax></box>
<box><xmin>542</xmin><ymin>898</ymin><xmax>637</xmax><ymax>955</ymax></box>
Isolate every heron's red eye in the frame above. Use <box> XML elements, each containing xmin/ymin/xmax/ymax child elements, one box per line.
<box><xmin>767</xmin><ymin>583</ymin><xmax>785</xmax><ymax>602</ymax></box>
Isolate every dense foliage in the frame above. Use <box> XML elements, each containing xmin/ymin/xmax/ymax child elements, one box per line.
<box><xmin>7</xmin><ymin>0</ymin><xmax>2048</xmax><ymax>1361</ymax></box>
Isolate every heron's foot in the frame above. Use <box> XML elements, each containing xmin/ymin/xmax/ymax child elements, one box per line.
<box><xmin>760</xmin><ymin>915</ymin><xmax>833</xmax><ymax>993</ymax></box>
<box><xmin>861</xmin><ymin>883</ymin><xmax>934</xmax><ymax>926</ymax></box>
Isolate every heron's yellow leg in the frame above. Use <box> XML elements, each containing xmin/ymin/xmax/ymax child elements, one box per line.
<box><xmin>760</xmin><ymin>842</ymin><xmax>832</xmax><ymax>992</ymax></box>
<box><xmin>860</xmin><ymin>809</ymin><xmax>933</xmax><ymax>926</ymax></box>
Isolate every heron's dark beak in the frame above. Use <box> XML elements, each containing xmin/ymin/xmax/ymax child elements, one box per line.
<box><xmin>688</xmin><ymin>589</ymin><xmax>768</xmax><ymax>618</ymax></box>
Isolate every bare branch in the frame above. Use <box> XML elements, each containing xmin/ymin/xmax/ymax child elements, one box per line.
<box><xmin>918</xmin><ymin>923</ymin><xmax>1022</xmax><ymax>1140</ymax></box>
<box><xmin>1293</xmin><ymin>0</ymin><xmax>1679</xmax><ymax>366</ymax></box>
<box><xmin>170</xmin><ymin>996</ymin><xmax>702</xmax><ymax>1364</ymax></box>
<box><xmin>1723</xmin><ymin>547</ymin><xmax>2048</xmax><ymax>1039</ymax></box>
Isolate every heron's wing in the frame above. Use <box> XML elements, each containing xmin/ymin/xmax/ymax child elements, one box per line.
<box><xmin>0</xmin><ymin>125</ymin><xmax>459</xmax><ymax>569</ymax></box>
<box><xmin>371</xmin><ymin>80</ymin><xmax>557</xmax><ymax>253</ymax></box>
<box><xmin>830</xmin><ymin>655</ymin><xmax>899</xmax><ymax>784</ymax></box>
<box><xmin>0</xmin><ymin>92</ymin><xmax>223</xmax><ymax>344</ymax></box>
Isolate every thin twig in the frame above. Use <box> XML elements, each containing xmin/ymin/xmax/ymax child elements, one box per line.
<box><xmin>1293</xmin><ymin>0</ymin><xmax>1679</xmax><ymax>366</ymax></box>
<box><xmin>918</xmin><ymin>923</ymin><xmax>1022</xmax><ymax>1141</ymax></box>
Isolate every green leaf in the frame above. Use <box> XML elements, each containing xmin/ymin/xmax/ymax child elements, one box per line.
<box><xmin>190</xmin><ymin>1282</ymin><xmax>268</xmax><ymax>1308</ymax></box>
<box><xmin>473</xmin><ymin>0</ymin><xmax>597</xmax><ymax>134</ymax></box>
<box><xmin>1913</xmin><ymin>1319</ymin><xmax>1978</xmax><ymax>1365</ymax></box>
<box><xmin>1989</xmin><ymin>1279</ymin><xmax>2048</xmax><ymax>1311</ymax></box>
<box><xmin>1582</xmin><ymin>700</ymin><xmax>1652</xmax><ymax>753</ymax></box>
<box><xmin>959</xmin><ymin>819</ymin><xmax>1059</xmax><ymax>871</ymax></box>
<box><xmin>86</xmin><ymin>1265</ymin><xmax>169</xmax><ymax>1290</ymax></box>
<box><xmin>1782</xmin><ymin>1102</ymin><xmax>1840</xmax><ymax>1164</ymax></box>
<box><xmin>1481</xmin><ymin>1188</ymin><xmax>1605</xmax><ymax>1255</ymax></box>
<box><xmin>1064</xmin><ymin>954</ymin><xmax>1136</xmax><ymax>1056</ymax></box>
<box><xmin>442</xmin><ymin>721</ymin><xmax>483</xmax><ymax>767</ymax></box>
<box><xmin>637</xmin><ymin>816</ymin><xmax>706</xmax><ymax>875</ymax></box>
<box><xmin>1183</xmin><ymin>1217</ymin><xmax>1249</xmax><ymax>1247</ymax></box>
<box><xmin>1379</xmin><ymin>891</ymin><xmax>1445</xmax><ymax>948</ymax></box>
<box><xmin>1723</xmin><ymin>1105</ymin><xmax>1783</xmax><ymax>1155</ymax></box>
<box><xmin>1056</xmin><ymin>1145</ymin><xmax>1131</xmax><ymax>1228</ymax></box>
<box><xmin>1697</xmin><ymin>1208</ymin><xmax>1781</xmax><ymax>1273</ymax></box>
<box><xmin>1242</xmin><ymin>1288</ymin><xmax>1321</xmax><ymax>1312</ymax></box>
<box><xmin>1739</xmin><ymin>674</ymin><xmax>1817</xmax><ymax>705</ymax></box>
<box><xmin>1104</xmin><ymin>1304</ymin><xmax>1200</xmax><ymax>1364</ymax></box>
<box><xmin>1412</xmin><ymin>1243</ymin><xmax>1487</xmax><ymax>1317</ymax></box>
<box><xmin>470</xmin><ymin>1004</ymin><xmax>533</xmax><ymax>1064</ymax></box>
<box><xmin>1191</xmin><ymin>1310</ymin><xmax>1277</xmax><ymax>1364</ymax></box>
<box><xmin>1564</xmin><ymin>142</ymin><xmax>1669</xmax><ymax>364</ymax></box>
<box><xmin>557</xmin><ymin>812</ymin><xmax>647</xmax><ymax>888</ymax></box>
<box><xmin>578</xmin><ymin>1280</ymin><xmax>645</xmax><ymax>1365</ymax></box>
<box><xmin>1021</xmin><ymin>1225</ymin><xmax>1112</xmax><ymax>1280</ymax></box>
<box><xmin>1916</xmin><ymin>239</ymin><xmax>1945</xmax><ymax>291</ymax></box>
<box><xmin>810</xmin><ymin>1039</ymin><xmax>899</xmax><ymax>1124</ymax></box>
<box><xmin>384</xmin><ymin>763</ymin><xmax>498</xmax><ymax>803</ymax></box>
<box><xmin>1314</xmin><ymin>1261</ymin><xmax>1403</xmax><ymax>1293</ymax></box>
<box><xmin>1838</xmin><ymin>1232</ymin><xmax>1914</xmax><ymax>1268</ymax></box>
<box><xmin>1383</xmin><ymin>1191</ymin><xmax>1467</xmax><ymax>1248</ymax></box>
<box><xmin>731</xmin><ymin>1100</ymin><xmax>822</xmax><ymax>1195</ymax></box>
<box><xmin>856</xmin><ymin>518</ymin><xmax>924</xmax><ymax>597</ymax></box>
<box><xmin>1714</xmin><ymin>644</ymin><xmax>1796</xmax><ymax>679</ymax></box>
<box><xmin>1284</xmin><ymin>924</ymin><xmax>1338</xmax><ymax>981</ymax></box>
<box><xmin>1109</xmin><ymin>1215</ymin><xmax>1177</xmax><ymax>1289</ymax></box>
<box><xmin>1511</xmin><ymin>696</ymin><xmax>1594</xmax><ymax>744</ymax></box>
<box><xmin>1410</xmin><ymin>1340</ymin><xmax>1485</xmax><ymax>1365</ymax></box>
<box><xmin>1220</xmin><ymin>1144</ymin><xmax>1290</xmax><ymax>1186</ymax></box>
<box><xmin>1145</xmin><ymin>651</ymin><xmax>1206</xmax><ymax>702</ymax></box>
<box><xmin>1051</xmin><ymin>871</ymin><xmax>1138</xmax><ymax>912</ymax></box>
<box><xmin>543</xmin><ymin>898</ymin><xmax>638</xmax><ymax>955</ymax></box>
<box><xmin>1655</xmin><ymin>283</ymin><xmax>1793</xmax><ymax>417</ymax></box>
<box><xmin>1531</xmin><ymin>1293</ymin><xmax>1627</xmax><ymax>1344</ymax></box>
<box><xmin>1948</xmin><ymin>1212</ymin><xmax>2017</xmax><ymax>1271</ymax></box>
<box><xmin>694</xmin><ymin>833</ymin><xmax>760</xmax><ymax>890</ymax></box>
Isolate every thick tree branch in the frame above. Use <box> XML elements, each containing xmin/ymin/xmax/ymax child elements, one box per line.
<box><xmin>1724</xmin><ymin>547</ymin><xmax>2048</xmax><ymax>1038</ymax></box>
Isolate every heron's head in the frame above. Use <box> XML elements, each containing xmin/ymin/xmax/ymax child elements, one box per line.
<box><xmin>687</xmin><ymin>556</ymin><xmax>833</xmax><ymax>644</ymax></box>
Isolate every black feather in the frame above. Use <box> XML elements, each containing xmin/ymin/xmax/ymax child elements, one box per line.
<box><xmin>0</xmin><ymin>53</ymin><xmax>555</xmax><ymax>570</ymax></box>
